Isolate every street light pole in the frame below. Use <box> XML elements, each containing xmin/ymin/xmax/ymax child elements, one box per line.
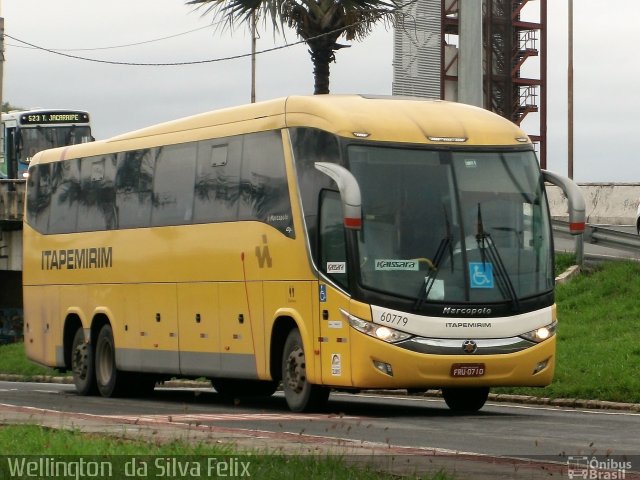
<box><xmin>568</xmin><ymin>0</ymin><xmax>574</xmax><ymax>179</ymax></box>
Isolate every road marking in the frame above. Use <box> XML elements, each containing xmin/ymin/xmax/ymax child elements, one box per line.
<box><xmin>349</xmin><ymin>392</ymin><xmax>640</xmax><ymax>417</ymax></box>
<box><xmin>1</xmin><ymin>401</ymin><xmax>638</xmax><ymax>478</ymax></box>
<box><xmin>105</xmin><ymin>413</ymin><xmax>360</xmax><ymax>423</ymax></box>
<box><xmin>485</xmin><ymin>401</ymin><xmax>640</xmax><ymax>416</ymax></box>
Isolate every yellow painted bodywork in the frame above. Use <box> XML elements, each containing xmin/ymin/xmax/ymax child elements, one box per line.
<box><xmin>24</xmin><ymin>95</ymin><xmax>553</xmax><ymax>389</ymax></box>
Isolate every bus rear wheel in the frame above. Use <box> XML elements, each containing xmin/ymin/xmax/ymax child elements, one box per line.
<box><xmin>281</xmin><ymin>329</ymin><xmax>330</xmax><ymax>412</ymax></box>
<box><xmin>71</xmin><ymin>328</ymin><xmax>97</xmax><ymax>396</ymax></box>
<box><xmin>95</xmin><ymin>324</ymin><xmax>126</xmax><ymax>397</ymax></box>
<box><xmin>441</xmin><ymin>387</ymin><xmax>490</xmax><ymax>413</ymax></box>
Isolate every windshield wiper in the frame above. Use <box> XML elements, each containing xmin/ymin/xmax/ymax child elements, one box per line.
<box><xmin>414</xmin><ymin>208</ymin><xmax>454</xmax><ymax>311</ymax></box>
<box><xmin>475</xmin><ymin>204</ymin><xmax>520</xmax><ymax>310</ymax></box>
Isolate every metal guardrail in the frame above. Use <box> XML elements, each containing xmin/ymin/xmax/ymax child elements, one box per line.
<box><xmin>553</xmin><ymin>220</ymin><xmax>640</xmax><ymax>252</ymax></box>
<box><xmin>584</xmin><ymin>225</ymin><xmax>640</xmax><ymax>252</ymax></box>
<box><xmin>552</xmin><ymin>219</ymin><xmax>640</xmax><ymax>266</ymax></box>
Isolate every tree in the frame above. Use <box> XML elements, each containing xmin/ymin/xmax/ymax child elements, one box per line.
<box><xmin>2</xmin><ymin>102</ymin><xmax>23</xmax><ymax>113</ymax></box>
<box><xmin>186</xmin><ymin>0</ymin><xmax>400</xmax><ymax>94</ymax></box>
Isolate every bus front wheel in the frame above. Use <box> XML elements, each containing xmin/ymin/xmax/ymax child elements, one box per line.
<box><xmin>441</xmin><ymin>387</ymin><xmax>490</xmax><ymax>413</ymax></box>
<box><xmin>71</xmin><ymin>328</ymin><xmax>97</xmax><ymax>396</ymax></box>
<box><xmin>95</xmin><ymin>324</ymin><xmax>125</xmax><ymax>397</ymax></box>
<box><xmin>281</xmin><ymin>329</ymin><xmax>330</xmax><ymax>412</ymax></box>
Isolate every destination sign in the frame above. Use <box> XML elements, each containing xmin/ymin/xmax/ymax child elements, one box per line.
<box><xmin>20</xmin><ymin>111</ymin><xmax>90</xmax><ymax>125</ymax></box>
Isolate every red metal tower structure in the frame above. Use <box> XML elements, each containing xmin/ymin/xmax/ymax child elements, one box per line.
<box><xmin>442</xmin><ymin>0</ymin><xmax>547</xmax><ymax>168</ymax></box>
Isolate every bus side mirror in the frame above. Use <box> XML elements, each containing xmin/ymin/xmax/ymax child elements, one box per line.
<box><xmin>314</xmin><ymin>162</ymin><xmax>362</xmax><ymax>230</ymax></box>
<box><xmin>542</xmin><ymin>169</ymin><xmax>586</xmax><ymax>235</ymax></box>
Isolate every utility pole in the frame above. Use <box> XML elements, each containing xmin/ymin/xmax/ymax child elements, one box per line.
<box><xmin>568</xmin><ymin>0</ymin><xmax>574</xmax><ymax>179</ymax></box>
<box><xmin>250</xmin><ymin>11</ymin><xmax>256</xmax><ymax>103</ymax></box>
<box><xmin>1</xmin><ymin>0</ymin><xmax>5</xmax><ymax>115</ymax></box>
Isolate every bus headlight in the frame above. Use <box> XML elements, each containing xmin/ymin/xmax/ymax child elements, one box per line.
<box><xmin>520</xmin><ymin>321</ymin><xmax>557</xmax><ymax>343</ymax></box>
<box><xmin>341</xmin><ymin>310</ymin><xmax>412</xmax><ymax>344</ymax></box>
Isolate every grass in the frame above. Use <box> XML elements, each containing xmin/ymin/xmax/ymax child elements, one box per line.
<box><xmin>496</xmin><ymin>259</ymin><xmax>640</xmax><ymax>403</ymax></box>
<box><xmin>554</xmin><ymin>252</ymin><xmax>577</xmax><ymax>277</ymax></box>
<box><xmin>0</xmin><ymin>425</ymin><xmax>451</xmax><ymax>480</ymax></box>
<box><xmin>0</xmin><ymin>341</ymin><xmax>68</xmax><ymax>378</ymax></box>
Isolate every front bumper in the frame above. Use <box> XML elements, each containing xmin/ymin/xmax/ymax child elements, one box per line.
<box><xmin>349</xmin><ymin>328</ymin><xmax>556</xmax><ymax>389</ymax></box>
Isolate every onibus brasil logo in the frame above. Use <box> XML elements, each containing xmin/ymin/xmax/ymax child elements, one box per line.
<box><xmin>567</xmin><ymin>456</ymin><xmax>632</xmax><ymax>479</ymax></box>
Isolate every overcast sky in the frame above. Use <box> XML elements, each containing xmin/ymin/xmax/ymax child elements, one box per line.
<box><xmin>3</xmin><ymin>0</ymin><xmax>639</xmax><ymax>182</ymax></box>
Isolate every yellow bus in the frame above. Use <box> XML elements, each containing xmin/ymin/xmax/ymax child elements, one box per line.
<box><xmin>23</xmin><ymin>95</ymin><xmax>585</xmax><ymax>412</ymax></box>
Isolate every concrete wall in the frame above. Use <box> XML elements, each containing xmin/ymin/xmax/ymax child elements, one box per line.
<box><xmin>546</xmin><ymin>183</ymin><xmax>640</xmax><ymax>226</ymax></box>
<box><xmin>0</xmin><ymin>230</ymin><xmax>22</xmax><ymax>271</ymax></box>
<box><xmin>0</xmin><ymin>181</ymin><xmax>25</xmax><ymax>221</ymax></box>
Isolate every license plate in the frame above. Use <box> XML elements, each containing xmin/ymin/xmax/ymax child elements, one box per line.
<box><xmin>450</xmin><ymin>363</ymin><xmax>485</xmax><ymax>377</ymax></box>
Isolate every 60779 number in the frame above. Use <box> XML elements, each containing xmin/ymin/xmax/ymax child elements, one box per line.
<box><xmin>379</xmin><ymin>312</ymin><xmax>409</xmax><ymax>327</ymax></box>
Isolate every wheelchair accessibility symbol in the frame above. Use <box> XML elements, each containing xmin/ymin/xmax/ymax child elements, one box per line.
<box><xmin>469</xmin><ymin>262</ymin><xmax>494</xmax><ymax>289</ymax></box>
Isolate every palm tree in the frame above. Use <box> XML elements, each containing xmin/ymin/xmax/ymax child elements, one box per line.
<box><xmin>186</xmin><ymin>0</ymin><xmax>401</xmax><ymax>94</ymax></box>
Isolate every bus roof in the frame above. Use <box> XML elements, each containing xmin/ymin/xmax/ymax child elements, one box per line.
<box><xmin>32</xmin><ymin>95</ymin><xmax>531</xmax><ymax>165</ymax></box>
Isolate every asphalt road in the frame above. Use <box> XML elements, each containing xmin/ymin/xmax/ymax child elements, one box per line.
<box><xmin>1</xmin><ymin>381</ymin><xmax>639</xmax><ymax>459</ymax></box>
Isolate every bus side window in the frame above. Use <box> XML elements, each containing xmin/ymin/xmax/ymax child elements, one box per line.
<box><xmin>151</xmin><ymin>143</ymin><xmax>197</xmax><ymax>227</ymax></box>
<box><xmin>319</xmin><ymin>189</ymin><xmax>348</xmax><ymax>289</ymax></box>
<box><xmin>115</xmin><ymin>149</ymin><xmax>155</xmax><ymax>229</ymax></box>
<box><xmin>48</xmin><ymin>159</ymin><xmax>80</xmax><ymax>234</ymax></box>
<box><xmin>291</xmin><ymin>128</ymin><xmax>343</xmax><ymax>255</ymax></box>
<box><xmin>26</xmin><ymin>163</ymin><xmax>52</xmax><ymax>233</ymax></box>
<box><xmin>193</xmin><ymin>137</ymin><xmax>242</xmax><ymax>224</ymax></box>
<box><xmin>239</xmin><ymin>131</ymin><xmax>293</xmax><ymax>237</ymax></box>
<box><xmin>77</xmin><ymin>155</ymin><xmax>117</xmax><ymax>231</ymax></box>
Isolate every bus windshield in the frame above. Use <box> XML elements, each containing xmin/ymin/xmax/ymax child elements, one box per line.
<box><xmin>18</xmin><ymin>126</ymin><xmax>93</xmax><ymax>165</ymax></box>
<box><xmin>349</xmin><ymin>145</ymin><xmax>553</xmax><ymax>304</ymax></box>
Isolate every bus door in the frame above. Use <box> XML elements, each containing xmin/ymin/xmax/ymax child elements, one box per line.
<box><xmin>318</xmin><ymin>190</ymin><xmax>353</xmax><ymax>386</ymax></box>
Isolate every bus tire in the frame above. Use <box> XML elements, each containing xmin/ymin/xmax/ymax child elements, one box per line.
<box><xmin>212</xmin><ymin>379</ymin><xmax>278</xmax><ymax>398</ymax></box>
<box><xmin>441</xmin><ymin>387</ymin><xmax>490</xmax><ymax>413</ymax></box>
<box><xmin>71</xmin><ymin>328</ymin><xmax>97</xmax><ymax>396</ymax></box>
<box><xmin>94</xmin><ymin>324</ymin><xmax>125</xmax><ymax>398</ymax></box>
<box><xmin>282</xmin><ymin>329</ymin><xmax>330</xmax><ymax>412</ymax></box>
